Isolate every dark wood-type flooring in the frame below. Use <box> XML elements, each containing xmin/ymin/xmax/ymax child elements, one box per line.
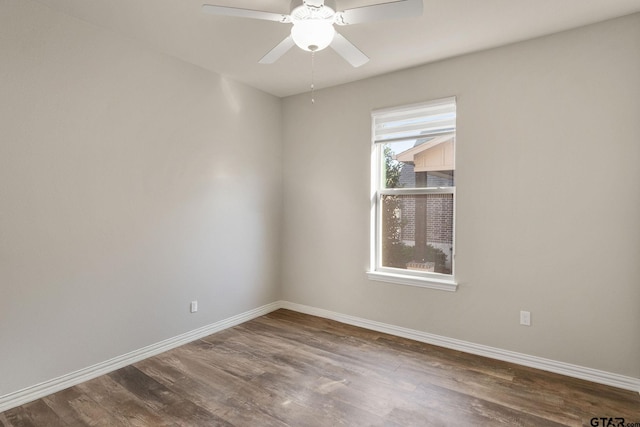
<box><xmin>1</xmin><ymin>309</ymin><xmax>639</xmax><ymax>426</ymax></box>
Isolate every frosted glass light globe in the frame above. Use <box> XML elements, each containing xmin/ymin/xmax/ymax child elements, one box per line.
<box><xmin>291</xmin><ymin>19</ymin><xmax>336</xmax><ymax>52</ymax></box>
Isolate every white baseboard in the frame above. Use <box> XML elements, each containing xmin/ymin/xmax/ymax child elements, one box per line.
<box><xmin>279</xmin><ymin>301</ymin><xmax>640</xmax><ymax>394</ymax></box>
<box><xmin>0</xmin><ymin>301</ymin><xmax>281</xmax><ymax>413</ymax></box>
<box><xmin>2</xmin><ymin>299</ymin><xmax>638</xmax><ymax>413</ymax></box>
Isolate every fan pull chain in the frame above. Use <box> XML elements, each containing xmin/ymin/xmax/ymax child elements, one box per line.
<box><xmin>310</xmin><ymin>50</ymin><xmax>316</xmax><ymax>104</ymax></box>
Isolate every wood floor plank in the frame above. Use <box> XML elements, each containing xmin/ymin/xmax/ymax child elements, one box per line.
<box><xmin>412</xmin><ymin>381</ymin><xmax>575</xmax><ymax>426</ymax></box>
<box><xmin>42</xmin><ymin>387</ymin><xmax>109</xmax><ymax>427</ymax></box>
<box><xmin>2</xmin><ymin>399</ymin><xmax>67</xmax><ymax>427</ymax></box>
<box><xmin>108</xmin><ymin>365</ymin><xmax>231</xmax><ymax>426</ymax></box>
<box><xmin>2</xmin><ymin>309</ymin><xmax>639</xmax><ymax>426</ymax></box>
<box><xmin>74</xmin><ymin>375</ymin><xmax>171</xmax><ymax>426</ymax></box>
<box><xmin>135</xmin><ymin>356</ymin><xmax>286</xmax><ymax>426</ymax></box>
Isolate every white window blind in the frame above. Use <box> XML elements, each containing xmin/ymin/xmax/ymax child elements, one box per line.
<box><xmin>373</xmin><ymin>97</ymin><xmax>456</xmax><ymax>144</ymax></box>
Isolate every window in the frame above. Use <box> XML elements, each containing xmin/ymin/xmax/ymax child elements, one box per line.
<box><xmin>368</xmin><ymin>97</ymin><xmax>457</xmax><ymax>291</ymax></box>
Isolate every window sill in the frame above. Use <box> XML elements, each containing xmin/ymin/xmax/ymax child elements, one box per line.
<box><xmin>367</xmin><ymin>271</ymin><xmax>458</xmax><ymax>292</ymax></box>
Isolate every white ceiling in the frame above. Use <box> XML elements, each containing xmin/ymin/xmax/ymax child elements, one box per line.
<box><xmin>33</xmin><ymin>0</ymin><xmax>640</xmax><ymax>97</ymax></box>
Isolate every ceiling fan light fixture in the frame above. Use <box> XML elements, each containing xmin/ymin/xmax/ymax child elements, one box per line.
<box><xmin>291</xmin><ymin>19</ymin><xmax>335</xmax><ymax>52</ymax></box>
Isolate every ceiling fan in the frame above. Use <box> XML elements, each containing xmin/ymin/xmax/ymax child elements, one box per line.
<box><xmin>202</xmin><ymin>0</ymin><xmax>423</xmax><ymax>67</ymax></box>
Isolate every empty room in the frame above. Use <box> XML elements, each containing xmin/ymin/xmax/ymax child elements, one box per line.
<box><xmin>1</xmin><ymin>0</ymin><xmax>639</xmax><ymax>425</ymax></box>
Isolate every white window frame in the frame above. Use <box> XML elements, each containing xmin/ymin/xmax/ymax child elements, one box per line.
<box><xmin>367</xmin><ymin>97</ymin><xmax>458</xmax><ymax>292</ymax></box>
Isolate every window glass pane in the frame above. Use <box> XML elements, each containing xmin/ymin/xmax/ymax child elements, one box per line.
<box><xmin>381</xmin><ymin>194</ymin><xmax>453</xmax><ymax>274</ymax></box>
<box><xmin>381</xmin><ymin>134</ymin><xmax>455</xmax><ymax>189</ymax></box>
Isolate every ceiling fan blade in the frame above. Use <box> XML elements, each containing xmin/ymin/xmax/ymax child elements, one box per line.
<box><xmin>259</xmin><ymin>36</ymin><xmax>296</xmax><ymax>64</ymax></box>
<box><xmin>202</xmin><ymin>4</ymin><xmax>290</xmax><ymax>23</ymax></box>
<box><xmin>335</xmin><ymin>0</ymin><xmax>423</xmax><ymax>25</ymax></box>
<box><xmin>330</xmin><ymin>32</ymin><xmax>369</xmax><ymax>67</ymax></box>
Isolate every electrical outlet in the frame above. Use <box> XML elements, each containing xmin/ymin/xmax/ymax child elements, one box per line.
<box><xmin>190</xmin><ymin>301</ymin><xmax>198</xmax><ymax>313</ymax></box>
<box><xmin>520</xmin><ymin>310</ymin><xmax>531</xmax><ymax>326</ymax></box>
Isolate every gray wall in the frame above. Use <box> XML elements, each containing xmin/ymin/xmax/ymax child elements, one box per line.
<box><xmin>282</xmin><ymin>14</ymin><xmax>640</xmax><ymax>378</ymax></box>
<box><xmin>0</xmin><ymin>0</ymin><xmax>282</xmax><ymax>395</ymax></box>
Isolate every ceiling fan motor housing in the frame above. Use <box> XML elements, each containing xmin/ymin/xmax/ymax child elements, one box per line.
<box><xmin>291</xmin><ymin>0</ymin><xmax>337</xmax><ymax>14</ymax></box>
